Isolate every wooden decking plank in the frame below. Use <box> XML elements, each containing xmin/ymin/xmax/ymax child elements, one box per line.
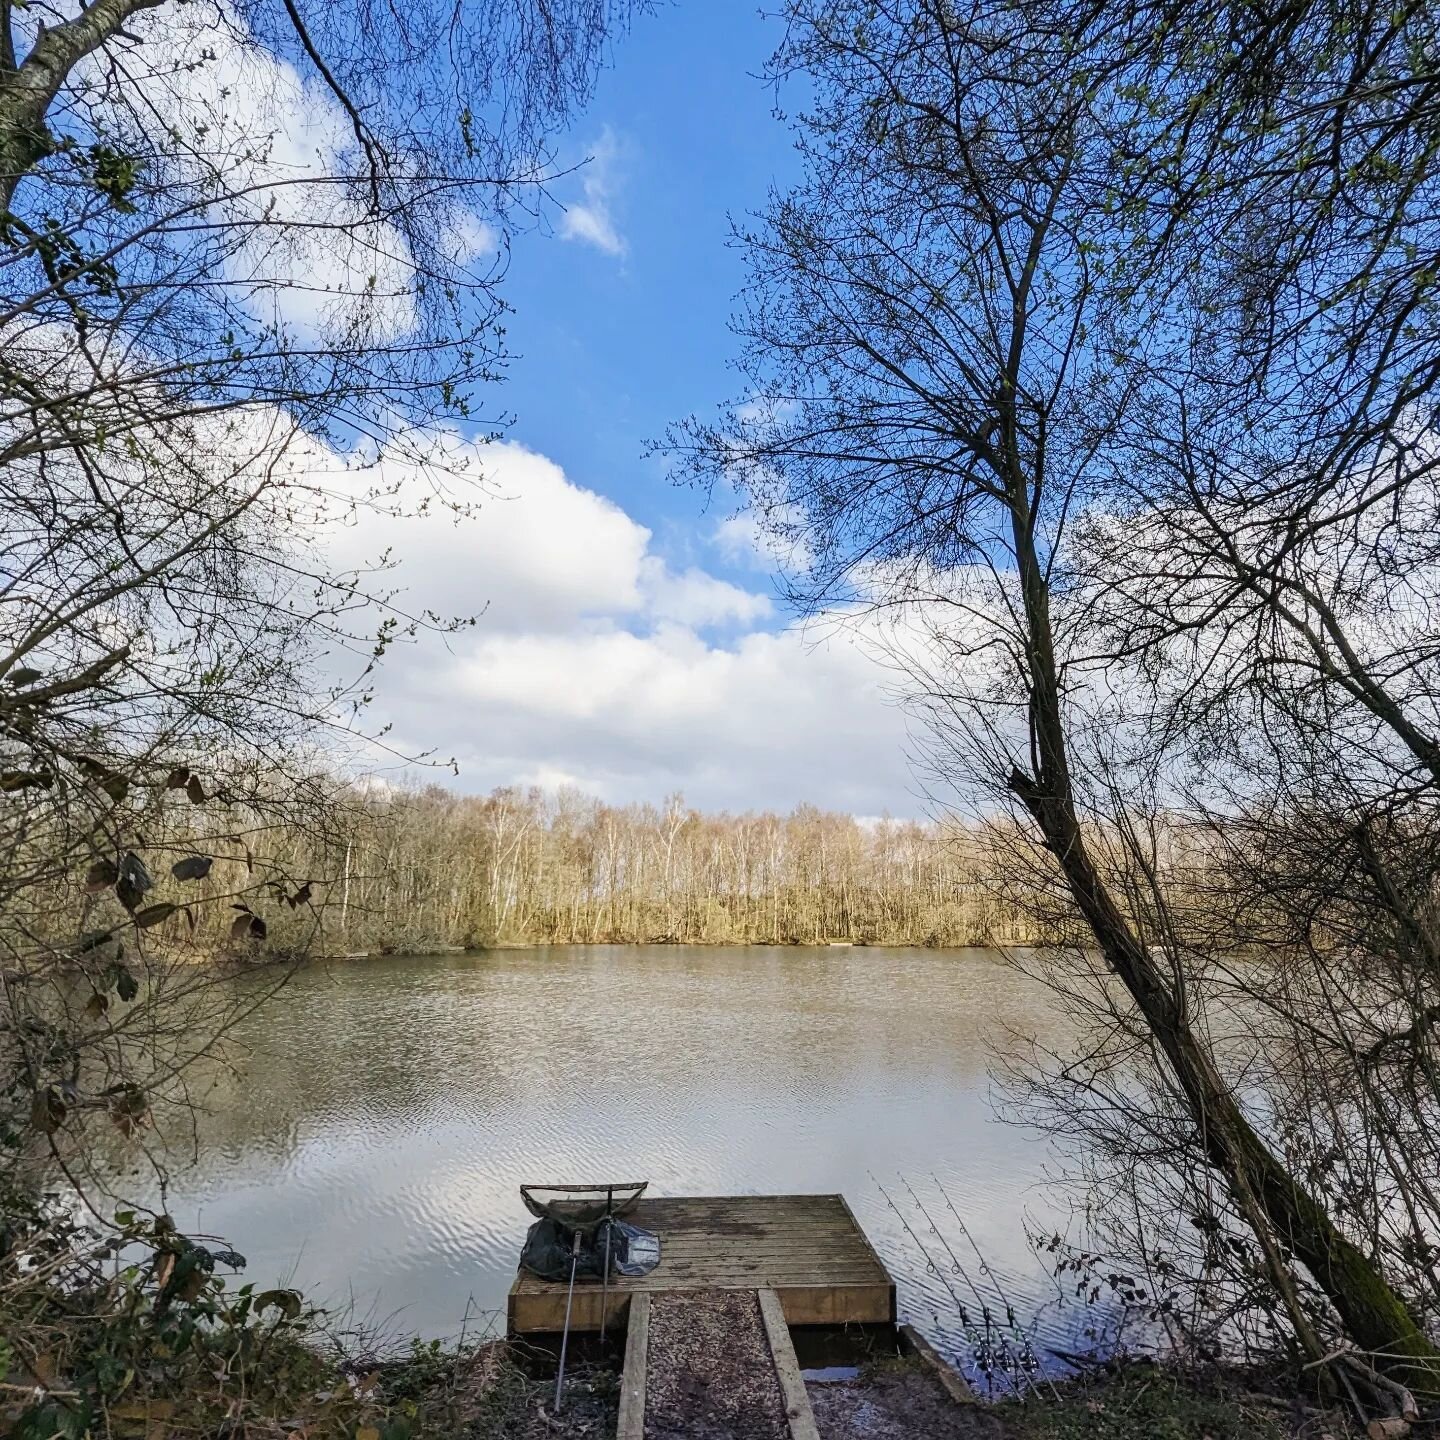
<box><xmin>758</xmin><ymin>1288</ymin><xmax>821</xmax><ymax>1440</ymax></box>
<box><xmin>774</xmin><ymin>1283</ymin><xmax>896</xmax><ymax>1326</ymax></box>
<box><xmin>513</xmin><ymin>1268</ymin><xmax>892</xmax><ymax>1293</ymax></box>
<box><xmin>640</xmin><ymin>1206</ymin><xmax>848</xmax><ymax>1220</ymax></box>
<box><xmin>638</xmin><ymin>1243</ymin><xmax>871</xmax><ymax>1259</ymax></box>
<box><xmin>647</xmin><ymin>1224</ymin><xmax>871</xmax><ymax>1241</ymax></box>
<box><xmin>648</xmin><ymin>1223</ymin><xmax>838</xmax><ymax>1232</ymax></box>
<box><xmin>507</xmin><ymin>1194</ymin><xmax>896</xmax><ymax>1336</ymax></box>
<box><xmin>512</xmin><ymin>1250</ymin><xmax>885</xmax><ymax>1278</ymax></box>
<box><xmin>634</xmin><ymin>1266</ymin><xmax>886</xmax><ymax>1281</ymax></box>
<box><xmin>652</xmin><ymin>1236</ymin><xmax>884</xmax><ymax>1254</ymax></box>
<box><xmin>838</xmin><ymin>1194</ymin><xmax>891</xmax><ymax>1267</ymax></box>
<box><xmin>632</xmin><ymin>1266</ymin><xmax>885</xmax><ymax>1283</ymax></box>
<box><xmin>509</xmin><ymin>1280</ymin><xmax>895</xmax><ymax>1334</ymax></box>
<box><xmin>617</xmin><ymin>1292</ymin><xmax>649</xmax><ymax>1440</ymax></box>
<box><xmin>636</xmin><ymin>1250</ymin><xmax>883</xmax><ymax>1268</ymax></box>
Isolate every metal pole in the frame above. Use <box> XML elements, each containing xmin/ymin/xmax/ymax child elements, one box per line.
<box><xmin>554</xmin><ymin>1230</ymin><xmax>582</xmax><ymax>1414</ymax></box>
<box><xmin>599</xmin><ymin>1186</ymin><xmax>614</xmax><ymax>1339</ymax></box>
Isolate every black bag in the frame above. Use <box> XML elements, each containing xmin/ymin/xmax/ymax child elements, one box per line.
<box><xmin>519</xmin><ymin>1214</ymin><xmax>661</xmax><ymax>1282</ymax></box>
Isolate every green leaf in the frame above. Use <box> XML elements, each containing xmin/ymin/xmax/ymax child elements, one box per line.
<box><xmin>11</xmin><ymin>1398</ymin><xmax>92</xmax><ymax>1440</ymax></box>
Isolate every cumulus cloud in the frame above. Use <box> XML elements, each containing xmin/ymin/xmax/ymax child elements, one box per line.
<box><xmin>558</xmin><ymin>128</ymin><xmax>628</xmax><ymax>257</ymax></box>
<box><xmin>712</xmin><ymin>510</ymin><xmax>811</xmax><ymax>572</ymax></box>
<box><xmin>121</xmin><ymin>2</ymin><xmax>497</xmax><ymax>341</ymax></box>
<box><xmin>322</xmin><ymin>438</ymin><xmax>921</xmax><ymax>813</ymax></box>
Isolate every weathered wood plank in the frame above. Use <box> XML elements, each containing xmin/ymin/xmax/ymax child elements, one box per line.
<box><xmin>507</xmin><ymin>1194</ymin><xmax>896</xmax><ymax>1335</ymax></box>
<box><xmin>758</xmin><ymin>1288</ymin><xmax>821</xmax><ymax>1440</ymax></box>
<box><xmin>652</xmin><ymin>1230</ymin><xmax>880</xmax><ymax>1247</ymax></box>
<box><xmin>775</xmin><ymin>1283</ymin><xmax>895</xmax><ymax>1327</ymax></box>
<box><xmin>647</xmin><ymin>1239</ymin><xmax>879</xmax><ymax>1257</ymax></box>
<box><xmin>900</xmin><ymin>1322</ymin><xmax>974</xmax><ymax>1406</ymax></box>
<box><xmin>630</xmin><ymin>1256</ymin><xmax>884</xmax><ymax>1274</ymax></box>
<box><xmin>509</xmin><ymin>1279</ymin><xmax>896</xmax><ymax>1334</ymax></box>
<box><xmin>838</xmin><ymin>1194</ymin><xmax>891</xmax><ymax>1269</ymax></box>
<box><xmin>516</xmin><ymin>1240</ymin><xmax>882</xmax><ymax>1273</ymax></box>
<box><xmin>617</xmin><ymin>1292</ymin><xmax>649</xmax><ymax>1440</ymax></box>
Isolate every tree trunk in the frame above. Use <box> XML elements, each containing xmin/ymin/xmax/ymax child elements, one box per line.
<box><xmin>0</xmin><ymin>0</ymin><xmax>163</xmax><ymax>216</ymax></box>
<box><xmin>1005</xmin><ymin>491</ymin><xmax>1439</xmax><ymax>1390</ymax></box>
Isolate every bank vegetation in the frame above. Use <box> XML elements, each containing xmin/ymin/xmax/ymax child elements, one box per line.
<box><xmin>672</xmin><ymin>0</ymin><xmax>1440</xmax><ymax>1417</ymax></box>
<box><xmin>133</xmin><ymin>784</ymin><xmax>1040</xmax><ymax>952</ymax></box>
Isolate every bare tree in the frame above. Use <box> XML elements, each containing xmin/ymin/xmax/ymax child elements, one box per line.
<box><xmin>671</xmin><ymin>0</ymin><xmax>1440</xmax><ymax>1392</ymax></box>
<box><xmin>0</xmin><ymin>0</ymin><xmax>641</xmax><ymax>1263</ymax></box>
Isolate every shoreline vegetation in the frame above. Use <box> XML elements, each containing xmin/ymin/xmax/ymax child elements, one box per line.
<box><xmin>0</xmin><ymin>1236</ymin><xmax>1374</xmax><ymax>1440</ymax></box>
<box><xmin>90</xmin><ymin>785</ymin><xmax>1049</xmax><ymax>962</ymax></box>
<box><xmin>311</xmin><ymin>936</ymin><xmax>1035</xmax><ymax>961</ymax></box>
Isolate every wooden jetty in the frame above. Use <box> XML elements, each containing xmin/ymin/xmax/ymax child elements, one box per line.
<box><xmin>506</xmin><ymin>1192</ymin><xmax>895</xmax><ymax>1336</ymax></box>
<box><xmin>511</xmin><ymin>1193</ymin><xmax>896</xmax><ymax>1439</ymax></box>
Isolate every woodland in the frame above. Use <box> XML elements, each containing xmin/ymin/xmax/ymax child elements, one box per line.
<box><xmin>149</xmin><ymin>785</ymin><xmax>1041</xmax><ymax>952</ymax></box>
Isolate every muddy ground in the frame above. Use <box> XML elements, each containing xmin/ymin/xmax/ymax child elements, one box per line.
<box><xmin>810</xmin><ymin>1355</ymin><xmax>1400</xmax><ymax>1440</ymax></box>
<box><xmin>810</xmin><ymin>1358</ymin><xmax>1009</xmax><ymax>1439</ymax></box>
<box><xmin>407</xmin><ymin>1331</ymin><xmax>1417</xmax><ymax>1440</ymax></box>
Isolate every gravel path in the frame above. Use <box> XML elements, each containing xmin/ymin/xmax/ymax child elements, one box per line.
<box><xmin>645</xmin><ymin>1290</ymin><xmax>789</xmax><ymax>1440</ymax></box>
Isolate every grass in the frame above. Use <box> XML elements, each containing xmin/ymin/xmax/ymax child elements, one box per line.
<box><xmin>1010</xmin><ymin>1375</ymin><xmax>1282</xmax><ymax>1440</ymax></box>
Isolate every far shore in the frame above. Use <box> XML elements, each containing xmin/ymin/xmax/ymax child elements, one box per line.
<box><xmin>307</xmin><ymin>937</ymin><xmax>1034</xmax><ymax>962</ymax></box>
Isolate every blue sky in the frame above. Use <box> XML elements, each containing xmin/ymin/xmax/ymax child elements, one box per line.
<box><xmin>500</xmin><ymin>4</ymin><xmax>794</xmax><ymax>560</ymax></box>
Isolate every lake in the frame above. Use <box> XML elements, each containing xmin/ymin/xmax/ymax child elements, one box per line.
<box><xmin>95</xmin><ymin>945</ymin><xmax>1091</xmax><ymax>1371</ymax></box>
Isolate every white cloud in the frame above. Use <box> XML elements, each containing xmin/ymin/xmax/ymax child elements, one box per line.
<box><xmin>119</xmin><ymin>2</ymin><xmax>498</xmax><ymax>341</ymax></box>
<box><xmin>328</xmin><ymin>439</ymin><xmax>766</xmax><ymax>634</ymax></box>
<box><xmin>712</xmin><ymin>510</ymin><xmax>810</xmax><ymax>572</ymax></box>
<box><xmin>321</xmin><ymin>438</ymin><xmax>921</xmax><ymax>813</ymax></box>
<box><xmin>558</xmin><ymin>128</ymin><xmax>627</xmax><ymax>258</ymax></box>
<box><xmin>638</xmin><ymin>557</ymin><xmax>771</xmax><ymax>627</ymax></box>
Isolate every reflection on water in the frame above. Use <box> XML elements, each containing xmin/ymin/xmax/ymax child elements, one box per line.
<box><xmin>89</xmin><ymin>945</ymin><xmax>1086</xmax><ymax>1365</ymax></box>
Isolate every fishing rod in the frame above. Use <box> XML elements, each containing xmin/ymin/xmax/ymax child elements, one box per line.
<box><xmin>870</xmin><ymin>1172</ymin><xmax>999</xmax><ymax>1390</ymax></box>
<box><xmin>899</xmin><ymin>1174</ymin><xmax>994</xmax><ymax>1320</ymax></box>
<box><xmin>898</xmin><ymin>1173</ymin><xmax>1023</xmax><ymax>1394</ymax></box>
<box><xmin>931</xmin><ymin>1171</ymin><xmax>1058</xmax><ymax>1399</ymax></box>
<box><xmin>599</xmin><ymin>1186</ymin><xmax>614</xmax><ymax>1340</ymax></box>
<box><xmin>554</xmin><ymin>1230</ymin><xmax>582</xmax><ymax>1414</ymax></box>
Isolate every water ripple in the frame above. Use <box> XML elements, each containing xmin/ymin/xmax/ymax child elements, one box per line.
<box><xmin>88</xmin><ymin>946</ymin><xmax>1093</xmax><ymax>1366</ymax></box>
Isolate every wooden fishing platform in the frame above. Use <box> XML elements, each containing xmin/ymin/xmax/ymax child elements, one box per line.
<box><xmin>506</xmin><ymin>1193</ymin><xmax>895</xmax><ymax>1336</ymax></box>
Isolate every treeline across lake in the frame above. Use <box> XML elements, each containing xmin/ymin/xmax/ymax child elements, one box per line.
<box><xmin>221</xmin><ymin>785</ymin><xmax>1039</xmax><ymax>953</ymax></box>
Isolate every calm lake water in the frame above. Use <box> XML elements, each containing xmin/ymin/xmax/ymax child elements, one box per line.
<box><xmin>96</xmin><ymin>945</ymin><xmax>1093</xmax><ymax>1370</ymax></box>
